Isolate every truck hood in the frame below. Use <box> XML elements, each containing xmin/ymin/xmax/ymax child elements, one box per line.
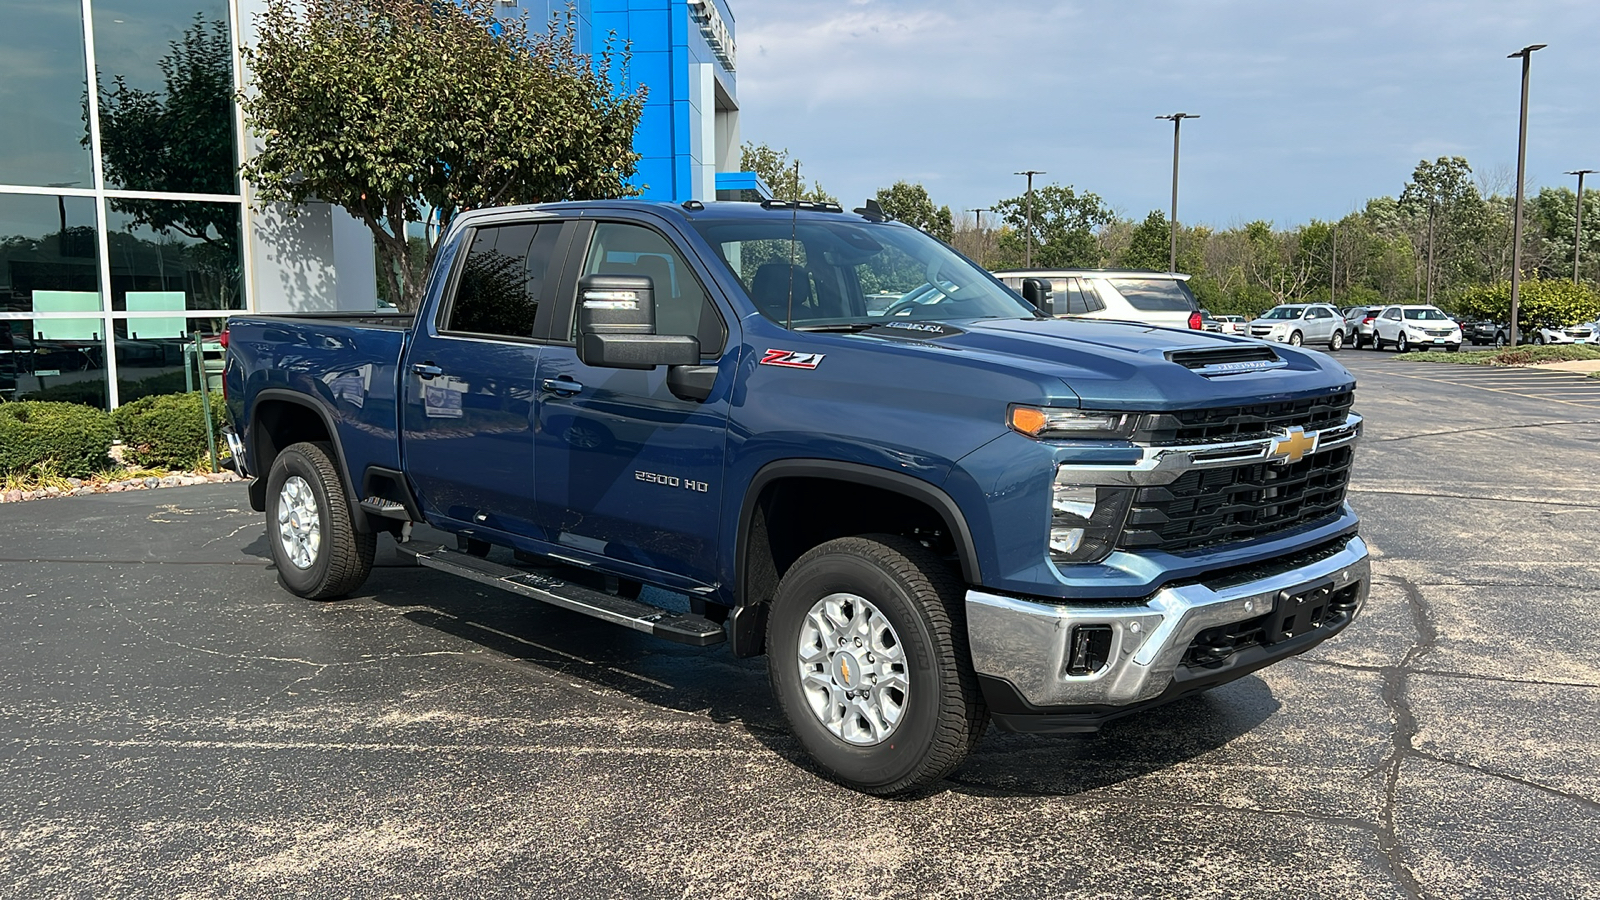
<box><xmin>853</xmin><ymin>317</ymin><xmax>1354</xmax><ymax>409</ymax></box>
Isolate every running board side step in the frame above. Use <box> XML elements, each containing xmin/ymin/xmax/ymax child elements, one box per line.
<box><xmin>400</xmin><ymin>546</ymin><xmax>726</xmax><ymax>647</ymax></box>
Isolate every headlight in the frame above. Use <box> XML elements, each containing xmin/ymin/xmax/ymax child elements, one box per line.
<box><xmin>1049</xmin><ymin>476</ymin><xmax>1133</xmax><ymax>564</ymax></box>
<box><xmin>1010</xmin><ymin>406</ymin><xmax>1137</xmax><ymax>439</ymax></box>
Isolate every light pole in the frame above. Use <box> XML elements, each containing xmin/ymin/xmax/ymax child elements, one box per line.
<box><xmin>1507</xmin><ymin>44</ymin><xmax>1545</xmax><ymax>347</ymax></box>
<box><xmin>1014</xmin><ymin>171</ymin><xmax>1044</xmax><ymax>267</ymax></box>
<box><xmin>1566</xmin><ymin>169</ymin><xmax>1595</xmax><ymax>285</ymax></box>
<box><xmin>968</xmin><ymin>208</ymin><xmax>991</xmax><ymax>267</ymax></box>
<box><xmin>1156</xmin><ymin>113</ymin><xmax>1198</xmax><ymax>273</ymax></box>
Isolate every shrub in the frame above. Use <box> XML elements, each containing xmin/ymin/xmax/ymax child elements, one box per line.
<box><xmin>1453</xmin><ymin>279</ymin><xmax>1600</xmax><ymax>328</ymax></box>
<box><xmin>112</xmin><ymin>392</ymin><xmax>221</xmax><ymax>469</ymax></box>
<box><xmin>0</xmin><ymin>401</ymin><xmax>116</xmax><ymax>477</ymax></box>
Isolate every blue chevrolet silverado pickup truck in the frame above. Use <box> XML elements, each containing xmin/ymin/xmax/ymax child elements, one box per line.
<box><xmin>223</xmin><ymin>199</ymin><xmax>1368</xmax><ymax>795</ymax></box>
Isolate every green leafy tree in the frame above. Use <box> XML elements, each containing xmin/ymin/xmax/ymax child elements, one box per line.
<box><xmin>991</xmin><ymin>184</ymin><xmax>1112</xmax><ymax>268</ymax></box>
<box><xmin>1120</xmin><ymin>210</ymin><xmax>1171</xmax><ymax>271</ymax></box>
<box><xmin>241</xmin><ymin>0</ymin><xmax>645</xmax><ymax>311</ymax></box>
<box><xmin>739</xmin><ymin>142</ymin><xmax>836</xmax><ymax>203</ymax></box>
<box><xmin>1529</xmin><ymin>186</ymin><xmax>1600</xmax><ymax>283</ymax></box>
<box><xmin>872</xmin><ymin>181</ymin><xmax>953</xmax><ymax>242</ymax></box>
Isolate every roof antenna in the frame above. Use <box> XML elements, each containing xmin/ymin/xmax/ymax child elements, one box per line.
<box><xmin>786</xmin><ymin>159</ymin><xmax>799</xmax><ymax>330</ymax></box>
<box><xmin>853</xmin><ymin>198</ymin><xmax>889</xmax><ymax>222</ymax></box>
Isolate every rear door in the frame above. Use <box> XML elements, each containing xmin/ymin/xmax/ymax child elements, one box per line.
<box><xmin>531</xmin><ymin>219</ymin><xmax>736</xmax><ymax>588</ymax></box>
<box><xmin>400</xmin><ymin>215</ymin><xmax>570</xmax><ymax>537</ymax></box>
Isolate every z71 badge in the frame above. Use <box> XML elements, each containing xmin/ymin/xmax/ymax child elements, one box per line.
<box><xmin>760</xmin><ymin>349</ymin><xmax>825</xmax><ymax>370</ymax></box>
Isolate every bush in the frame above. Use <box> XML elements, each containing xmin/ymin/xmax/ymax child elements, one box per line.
<box><xmin>0</xmin><ymin>401</ymin><xmax>116</xmax><ymax>477</ymax></box>
<box><xmin>1453</xmin><ymin>279</ymin><xmax>1600</xmax><ymax>328</ymax></box>
<box><xmin>112</xmin><ymin>393</ymin><xmax>221</xmax><ymax>469</ymax></box>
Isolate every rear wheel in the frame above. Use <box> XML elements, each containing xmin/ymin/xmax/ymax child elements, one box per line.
<box><xmin>265</xmin><ymin>441</ymin><xmax>375</xmax><ymax>600</ymax></box>
<box><xmin>1328</xmin><ymin>330</ymin><xmax>1343</xmax><ymax>351</ymax></box>
<box><xmin>767</xmin><ymin>535</ymin><xmax>986</xmax><ymax>796</ymax></box>
<box><xmin>1495</xmin><ymin>332</ymin><xmax>1508</xmax><ymax>348</ymax></box>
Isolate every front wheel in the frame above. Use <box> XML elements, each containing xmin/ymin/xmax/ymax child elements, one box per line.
<box><xmin>1495</xmin><ymin>332</ymin><xmax>1508</xmax><ymax>348</ymax></box>
<box><xmin>1397</xmin><ymin>333</ymin><xmax>1410</xmax><ymax>353</ymax></box>
<box><xmin>1288</xmin><ymin>331</ymin><xmax>1304</xmax><ymax>347</ymax></box>
<box><xmin>1329</xmin><ymin>330</ymin><xmax>1343</xmax><ymax>352</ymax></box>
<box><xmin>767</xmin><ymin>535</ymin><xmax>986</xmax><ymax>796</ymax></box>
<box><xmin>1535</xmin><ymin>333</ymin><xmax>1546</xmax><ymax>346</ymax></box>
<box><xmin>265</xmin><ymin>441</ymin><xmax>375</xmax><ymax>600</ymax></box>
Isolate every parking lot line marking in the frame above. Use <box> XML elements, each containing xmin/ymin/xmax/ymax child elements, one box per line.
<box><xmin>1377</xmin><ymin>368</ymin><xmax>1600</xmax><ymax>408</ymax></box>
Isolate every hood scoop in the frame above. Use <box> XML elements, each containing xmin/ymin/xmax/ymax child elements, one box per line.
<box><xmin>1165</xmin><ymin>345</ymin><xmax>1287</xmax><ymax>377</ymax></box>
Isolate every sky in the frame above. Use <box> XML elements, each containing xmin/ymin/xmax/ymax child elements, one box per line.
<box><xmin>732</xmin><ymin>0</ymin><xmax>1600</xmax><ymax>230</ymax></box>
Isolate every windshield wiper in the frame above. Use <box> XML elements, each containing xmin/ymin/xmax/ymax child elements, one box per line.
<box><xmin>794</xmin><ymin>322</ymin><xmax>880</xmax><ymax>333</ymax></box>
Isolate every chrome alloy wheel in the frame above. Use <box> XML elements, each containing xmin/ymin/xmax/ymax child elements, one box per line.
<box><xmin>797</xmin><ymin>592</ymin><xmax>910</xmax><ymax>746</ymax></box>
<box><xmin>276</xmin><ymin>475</ymin><xmax>322</xmax><ymax>570</ymax></box>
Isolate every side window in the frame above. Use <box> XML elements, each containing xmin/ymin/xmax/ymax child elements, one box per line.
<box><xmin>1080</xmin><ymin>280</ymin><xmax>1107</xmax><ymax>312</ymax></box>
<box><xmin>1053</xmin><ymin>278</ymin><xmax>1090</xmax><ymax>315</ymax></box>
<box><xmin>582</xmin><ymin>222</ymin><xmax>726</xmax><ymax>355</ymax></box>
<box><xmin>444</xmin><ymin>222</ymin><xmax>560</xmax><ymax>339</ymax></box>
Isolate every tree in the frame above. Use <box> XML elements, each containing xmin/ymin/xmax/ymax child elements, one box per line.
<box><xmin>872</xmin><ymin>181</ymin><xmax>953</xmax><ymax>242</ymax></box>
<box><xmin>240</xmin><ymin>0</ymin><xmax>645</xmax><ymax>311</ymax></box>
<box><xmin>739</xmin><ymin>142</ymin><xmax>836</xmax><ymax>203</ymax></box>
<box><xmin>990</xmin><ymin>184</ymin><xmax>1113</xmax><ymax>269</ymax></box>
<box><xmin>1119</xmin><ymin>211</ymin><xmax>1171</xmax><ymax>271</ymax></box>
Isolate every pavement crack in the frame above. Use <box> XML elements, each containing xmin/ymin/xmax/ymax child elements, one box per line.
<box><xmin>1373</xmin><ymin>573</ymin><xmax>1436</xmax><ymax>900</ymax></box>
<box><xmin>1413</xmin><ymin>751</ymin><xmax>1600</xmax><ymax>813</ymax></box>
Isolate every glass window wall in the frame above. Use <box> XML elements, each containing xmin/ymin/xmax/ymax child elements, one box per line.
<box><xmin>0</xmin><ymin>318</ymin><xmax>110</xmax><ymax>407</ymax></box>
<box><xmin>91</xmin><ymin>0</ymin><xmax>238</xmax><ymax>195</ymax></box>
<box><xmin>106</xmin><ymin>200</ymin><xmax>242</xmax><ymax>312</ymax></box>
<box><xmin>0</xmin><ymin>3</ymin><xmax>95</xmax><ymax>188</ymax></box>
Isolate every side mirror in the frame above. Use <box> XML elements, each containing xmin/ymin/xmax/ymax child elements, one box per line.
<box><xmin>576</xmin><ymin>274</ymin><xmax>700</xmax><ymax>370</ymax></box>
<box><xmin>1021</xmin><ymin>278</ymin><xmax>1055</xmax><ymax>316</ymax></box>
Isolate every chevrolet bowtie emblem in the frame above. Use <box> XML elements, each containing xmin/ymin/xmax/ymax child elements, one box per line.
<box><xmin>840</xmin><ymin>659</ymin><xmax>852</xmax><ymax>685</ymax></box>
<box><xmin>1270</xmin><ymin>426</ymin><xmax>1317</xmax><ymax>464</ymax></box>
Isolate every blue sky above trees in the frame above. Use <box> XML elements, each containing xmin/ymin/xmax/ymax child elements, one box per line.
<box><xmin>734</xmin><ymin>0</ymin><xmax>1600</xmax><ymax>227</ymax></box>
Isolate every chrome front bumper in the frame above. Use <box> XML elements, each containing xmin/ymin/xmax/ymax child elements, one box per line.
<box><xmin>967</xmin><ymin>535</ymin><xmax>1369</xmax><ymax>710</ymax></box>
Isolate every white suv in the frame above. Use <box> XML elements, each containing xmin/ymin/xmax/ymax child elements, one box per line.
<box><xmin>1371</xmin><ymin>305</ymin><xmax>1462</xmax><ymax>352</ymax></box>
<box><xmin>992</xmin><ymin>270</ymin><xmax>1202</xmax><ymax>329</ymax></box>
<box><xmin>1248</xmin><ymin>303</ymin><xmax>1345</xmax><ymax>350</ymax></box>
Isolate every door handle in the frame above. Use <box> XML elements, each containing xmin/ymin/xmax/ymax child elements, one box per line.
<box><xmin>541</xmin><ymin>377</ymin><xmax>583</xmax><ymax>396</ymax></box>
<box><xmin>412</xmin><ymin>363</ymin><xmax>443</xmax><ymax>379</ymax></box>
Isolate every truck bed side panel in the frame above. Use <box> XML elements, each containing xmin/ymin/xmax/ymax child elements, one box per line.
<box><xmin>226</xmin><ymin>316</ymin><xmax>408</xmax><ymax>480</ymax></box>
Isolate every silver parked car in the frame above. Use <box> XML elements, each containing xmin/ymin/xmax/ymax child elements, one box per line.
<box><xmin>1248</xmin><ymin>303</ymin><xmax>1345</xmax><ymax>350</ymax></box>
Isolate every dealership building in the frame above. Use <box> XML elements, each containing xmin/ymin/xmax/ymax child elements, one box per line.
<box><xmin>0</xmin><ymin>0</ymin><xmax>756</xmax><ymax>409</ymax></box>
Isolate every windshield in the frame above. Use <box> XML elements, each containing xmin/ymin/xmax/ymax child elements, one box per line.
<box><xmin>1402</xmin><ymin>308</ymin><xmax>1450</xmax><ymax>320</ymax></box>
<box><xmin>689</xmin><ymin>217</ymin><xmax>1035</xmax><ymax>329</ymax></box>
<box><xmin>1260</xmin><ymin>306</ymin><xmax>1305</xmax><ymax>320</ymax></box>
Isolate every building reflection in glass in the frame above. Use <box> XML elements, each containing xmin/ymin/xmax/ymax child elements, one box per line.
<box><xmin>106</xmin><ymin>200</ymin><xmax>242</xmax><ymax>313</ymax></box>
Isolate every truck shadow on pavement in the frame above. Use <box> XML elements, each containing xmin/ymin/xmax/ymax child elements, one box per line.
<box><xmin>355</xmin><ymin>552</ymin><xmax>1279</xmax><ymax>799</ymax></box>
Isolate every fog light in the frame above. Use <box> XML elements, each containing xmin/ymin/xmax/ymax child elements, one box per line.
<box><xmin>1050</xmin><ymin>526</ymin><xmax>1086</xmax><ymax>555</ymax></box>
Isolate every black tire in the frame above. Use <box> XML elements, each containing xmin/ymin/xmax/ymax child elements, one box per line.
<box><xmin>1447</xmin><ymin>344</ymin><xmax>1460</xmax><ymax>353</ymax></box>
<box><xmin>1495</xmin><ymin>332</ymin><xmax>1508</xmax><ymax>348</ymax></box>
<box><xmin>1535</xmin><ymin>333</ymin><xmax>1546</xmax><ymax>346</ymax></box>
<box><xmin>1328</xmin><ymin>330</ymin><xmax>1343</xmax><ymax>352</ymax></box>
<box><xmin>767</xmin><ymin>535</ymin><xmax>986</xmax><ymax>796</ymax></box>
<box><xmin>1374</xmin><ymin>334</ymin><xmax>1385</xmax><ymax>351</ymax></box>
<box><xmin>1397</xmin><ymin>333</ymin><xmax>1409</xmax><ymax>353</ymax></box>
<box><xmin>1288</xmin><ymin>330</ymin><xmax>1303</xmax><ymax>347</ymax></box>
<box><xmin>264</xmin><ymin>441</ymin><xmax>375</xmax><ymax>600</ymax></box>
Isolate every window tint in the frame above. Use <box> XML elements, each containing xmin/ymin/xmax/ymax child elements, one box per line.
<box><xmin>583</xmin><ymin>222</ymin><xmax>725</xmax><ymax>355</ymax></box>
<box><xmin>1104</xmin><ymin>278</ymin><xmax>1197</xmax><ymax>311</ymax></box>
<box><xmin>445</xmin><ymin>222</ymin><xmax>558</xmax><ymax>338</ymax></box>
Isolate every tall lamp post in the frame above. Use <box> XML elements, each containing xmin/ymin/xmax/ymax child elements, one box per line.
<box><xmin>1507</xmin><ymin>44</ymin><xmax>1545</xmax><ymax>347</ymax></box>
<box><xmin>1156</xmin><ymin>113</ymin><xmax>1198</xmax><ymax>274</ymax></box>
<box><xmin>1566</xmin><ymin>169</ymin><xmax>1595</xmax><ymax>285</ymax></box>
<box><xmin>1014</xmin><ymin>170</ymin><xmax>1045</xmax><ymax>267</ymax></box>
<box><xmin>968</xmin><ymin>207</ymin><xmax>991</xmax><ymax>267</ymax></box>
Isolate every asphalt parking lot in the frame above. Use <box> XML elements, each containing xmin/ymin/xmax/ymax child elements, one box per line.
<box><xmin>2</xmin><ymin>351</ymin><xmax>1598</xmax><ymax>899</ymax></box>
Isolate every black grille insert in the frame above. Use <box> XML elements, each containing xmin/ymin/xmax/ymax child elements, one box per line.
<box><xmin>1118</xmin><ymin>446</ymin><xmax>1354</xmax><ymax>554</ymax></box>
<box><xmin>1134</xmin><ymin>390</ymin><xmax>1354</xmax><ymax>446</ymax></box>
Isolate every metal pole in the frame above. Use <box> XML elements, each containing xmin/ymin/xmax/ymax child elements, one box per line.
<box><xmin>194</xmin><ymin>337</ymin><xmax>219</xmax><ymax>473</ymax></box>
<box><xmin>1567</xmin><ymin>169</ymin><xmax>1595</xmax><ymax>284</ymax></box>
<box><xmin>1157</xmin><ymin>113</ymin><xmax>1197</xmax><ymax>274</ymax></box>
<box><xmin>1014</xmin><ymin>171</ymin><xmax>1044</xmax><ymax>267</ymax></box>
<box><xmin>1508</xmin><ymin>44</ymin><xmax>1545</xmax><ymax>347</ymax></box>
<box><xmin>1426</xmin><ymin>200</ymin><xmax>1436</xmax><ymax>306</ymax></box>
<box><xmin>1330</xmin><ymin>225</ymin><xmax>1337</xmax><ymax>303</ymax></box>
<box><xmin>968</xmin><ymin>208</ymin><xmax>990</xmax><ymax>267</ymax></box>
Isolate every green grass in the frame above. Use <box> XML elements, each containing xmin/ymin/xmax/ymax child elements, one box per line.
<box><xmin>1396</xmin><ymin>344</ymin><xmax>1600</xmax><ymax>365</ymax></box>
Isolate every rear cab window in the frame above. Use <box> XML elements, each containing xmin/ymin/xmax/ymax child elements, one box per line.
<box><xmin>441</xmin><ymin>222</ymin><xmax>563</xmax><ymax>339</ymax></box>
